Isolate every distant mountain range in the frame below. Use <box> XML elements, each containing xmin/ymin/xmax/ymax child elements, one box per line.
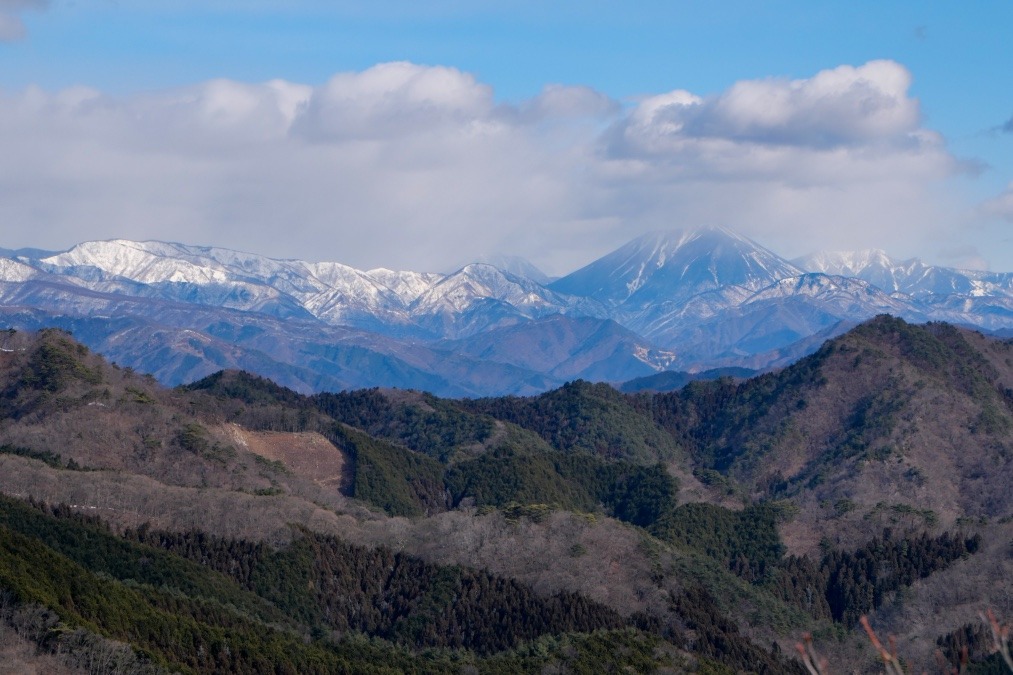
<box><xmin>2</xmin><ymin>227</ymin><xmax>1011</xmax><ymax>395</ymax></box>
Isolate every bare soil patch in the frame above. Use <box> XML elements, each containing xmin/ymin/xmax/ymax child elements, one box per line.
<box><xmin>224</xmin><ymin>424</ymin><xmax>351</xmax><ymax>490</ymax></box>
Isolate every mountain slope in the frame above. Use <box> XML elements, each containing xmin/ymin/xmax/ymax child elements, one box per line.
<box><xmin>1</xmin><ymin>492</ymin><xmax>696</xmax><ymax>673</ymax></box>
<box><xmin>436</xmin><ymin>314</ymin><xmax>678</xmax><ymax>384</ymax></box>
<box><xmin>1</xmin><ymin>326</ymin><xmax>1011</xmax><ymax>671</ymax></box>
<box><xmin>644</xmin><ymin>315</ymin><xmax>1013</xmax><ymax>549</ymax></box>
<box><xmin>550</xmin><ymin>226</ymin><xmax>801</xmax><ymax>307</ymax></box>
<box><xmin>634</xmin><ymin>273</ymin><xmax>922</xmax><ymax>358</ymax></box>
<box><xmin>0</xmin><ymin>289</ymin><xmax>563</xmax><ymax>397</ymax></box>
<box><xmin>0</xmin><ymin>329</ymin><xmax>821</xmax><ymax>673</ymax></box>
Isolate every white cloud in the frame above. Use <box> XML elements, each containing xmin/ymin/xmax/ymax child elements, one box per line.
<box><xmin>0</xmin><ymin>0</ymin><xmax>46</xmax><ymax>42</ymax></box>
<box><xmin>713</xmin><ymin>60</ymin><xmax>918</xmax><ymax>145</ymax></box>
<box><xmin>612</xmin><ymin>60</ymin><xmax>924</xmax><ymax>153</ymax></box>
<box><xmin>517</xmin><ymin>84</ymin><xmax>619</xmax><ymax>122</ymax></box>
<box><xmin>0</xmin><ymin>60</ymin><xmax>983</xmax><ymax>273</ymax></box>
<box><xmin>936</xmin><ymin>245</ymin><xmax>989</xmax><ymax>271</ymax></box>
<box><xmin>981</xmin><ymin>182</ymin><xmax>1013</xmax><ymax>222</ymax></box>
<box><xmin>293</xmin><ymin>62</ymin><xmax>494</xmax><ymax>142</ymax></box>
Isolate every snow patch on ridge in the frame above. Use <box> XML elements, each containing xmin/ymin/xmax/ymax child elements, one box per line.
<box><xmin>0</xmin><ymin>258</ymin><xmax>37</xmax><ymax>282</ymax></box>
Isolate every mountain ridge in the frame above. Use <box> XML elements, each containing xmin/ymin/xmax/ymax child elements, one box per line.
<box><xmin>3</xmin><ymin>229</ymin><xmax>1012</xmax><ymax>395</ymax></box>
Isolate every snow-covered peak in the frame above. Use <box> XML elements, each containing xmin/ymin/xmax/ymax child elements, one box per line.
<box><xmin>34</xmin><ymin>239</ymin><xmax>410</xmax><ymax>323</ymax></box>
<box><xmin>41</xmin><ymin>240</ymin><xmax>233</xmax><ymax>285</ymax></box>
<box><xmin>297</xmin><ymin>261</ymin><xmax>407</xmax><ymax>320</ymax></box>
<box><xmin>627</xmin><ymin>225</ymin><xmax>757</xmax><ymax>255</ymax></box>
<box><xmin>754</xmin><ymin>272</ymin><xmax>883</xmax><ymax>298</ymax></box>
<box><xmin>550</xmin><ymin>226</ymin><xmax>801</xmax><ymax>305</ymax></box>
<box><xmin>301</xmin><ymin>260</ymin><xmax>372</xmax><ymax>288</ymax></box>
<box><xmin>795</xmin><ymin>249</ymin><xmax>897</xmax><ymax>277</ymax></box>
<box><xmin>794</xmin><ymin>249</ymin><xmax>1013</xmax><ymax>299</ymax></box>
<box><xmin>0</xmin><ymin>257</ymin><xmax>38</xmax><ymax>282</ymax></box>
<box><xmin>746</xmin><ymin>273</ymin><xmax>918</xmax><ymax>317</ymax></box>
<box><xmin>366</xmin><ymin>268</ymin><xmax>443</xmax><ymax>304</ymax></box>
<box><xmin>410</xmin><ymin>263</ymin><xmax>575</xmax><ymax>316</ymax></box>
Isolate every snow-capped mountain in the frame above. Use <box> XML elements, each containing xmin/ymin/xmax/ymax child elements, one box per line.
<box><xmin>36</xmin><ymin>240</ymin><xmax>412</xmax><ymax>329</ymax></box>
<box><xmin>547</xmin><ymin>228</ymin><xmax>914</xmax><ymax>360</ymax></box>
<box><xmin>550</xmin><ymin>227</ymin><xmax>801</xmax><ymax>307</ymax></box>
<box><xmin>0</xmin><ymin>258</ymin><xmax>39</xmax><ymax>283</ymax></box>
<box><xmin>618</xmin><ymin>272</ymin><xmax>921</xmax><ymax>366</ymax></box>
<box><xmin>794</xmin><ymin>249</ymin><xmax>897</xmax><ymax>281</ymax></box>
<box><xmin>410</xmin><ymin>263</ymin><xmax>607</xmax><ymax>339</ymax></box>
<box><xmin>795</xmin><ymin>249</ymin><xmax>1013</xmax><ymax>300</ymax></box>
<box><xmin>2</xmin><ymin>229</ymin><xmax>1012</xmax><ymax>396</ymax></box>
<box><xmin>794</xmin><ymin>249</ymin><xmax>1013</xmax><ymax>330</ymax></box>
<box><xmin>366</xmin><ymin>268</ymin><xmax>443</xmax><ymax>305</ymax></box>
<box><xmin>744</xmin><ymin>273</ymin><xmax>918</xmax><ymax>317</ymax></box>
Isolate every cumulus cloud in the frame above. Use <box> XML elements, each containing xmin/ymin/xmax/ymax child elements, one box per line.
<box><xmin>293</xmin><ymin>62</ymin><xmax>494</xmax><ymax>142</ymax></box>
<box><xmin>613</xmin><ymin>60</ymin><xmax>923</xmax><ymax>152</ymax></box>
<box><xmin>0</xmin><ymin>59</ymin><xmax>977</xmax><ymax>273</ymax></box>
<box><xmin>0</xmin><ymin>0</ymin><xmax>46</xmax><ymax>41</ymax></box>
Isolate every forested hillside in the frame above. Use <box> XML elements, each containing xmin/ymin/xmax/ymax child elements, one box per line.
<box><xmin>1</xmin><ymin>320</ymin><xmax>1011</xmax><ymax>672</ymax></box>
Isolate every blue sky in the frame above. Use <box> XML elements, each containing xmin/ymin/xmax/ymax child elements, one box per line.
<box><xmin>2</xmin><ymin>1</ymin><xmax>1012</xmax><ymax>273</ymax></box>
